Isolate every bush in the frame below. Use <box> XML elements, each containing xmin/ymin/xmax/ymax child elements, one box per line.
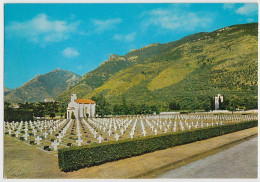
<box><xmin>19</xmin><ymin>137</ymin><xmax>25</xmax><ymax>141</ymax></box>
<box><xmin>58</xmin><ymin>120</ymin><xmax>257</xmax><ymax>172</ymax></box>
<box><xmin>4</xmin><ymin>110</ymin><xmax>33</xmax><ymax>122</ymax></box>
<box><xmin>30</xmin><ymin>141</ymin><xmax>35</xmax><ymax>145</ymax></box>
<box><xmin>44</xmin><ymin>146</ymin><xmax>51</xmax><ymax>151</ymax></box>
<box><xmin>11</xmin><ymin>134</ymin><xmax>15</xmax><ymax>137</ymax></box>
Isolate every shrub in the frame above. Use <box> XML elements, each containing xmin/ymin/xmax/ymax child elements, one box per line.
<box><xmin>4</xmin><ymin>110</ymin><xmax>33</xmax><ymax>122</ymax></box>
<box><xmin>44</xmin><ymin>146</ymin><xmax>51</xmax><ymax>151</ymax></box>
<box><xmin>30</xmin><ymin>141</ymin><xmax>35</xmax><ymax>145</ymax></box>
<box><xmin>58</xmin><ymin>120</ymin><xmax>257</xmax><ymax>172</ymax></box>
<box><xmin>67</xmin><ymin>143</ymin><xmax>72</xmax><ymax>147</ymax></box>
<box><xmin>11</xmin><ymin>134</ymin><xmax>15</xmax><ymax>137</ymax></box>
<box><xmin>19</xmin><ymin>137</ymin><xmax>25</xmax><ymax>141</ymax></box>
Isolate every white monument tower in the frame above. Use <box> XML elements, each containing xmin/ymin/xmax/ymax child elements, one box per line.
<box><xmin>215</xmin><ymin>94</ymin><xmax>224</xmax><ymax>110</ymax></box>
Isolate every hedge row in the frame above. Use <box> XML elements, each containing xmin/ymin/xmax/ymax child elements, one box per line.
<box><xmin>58</xmin><ymin>120</ymin><xmax>257</xmax><ymax>172</ymax></box>
<box><xmin>4</xmin><ymin>110</ymin><xmax>34</xmax><ymax>122</ymax></box>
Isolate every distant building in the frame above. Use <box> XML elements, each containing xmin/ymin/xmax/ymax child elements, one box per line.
<box><xmin>44</xmin><ymin>98</ymin><xmax>55</xmax><ymax>103</ymax></box>
<box><xmin>215</xmin><ymin>94</ymin><xmax>224</xmax><ymax>110</ymax></box>
<box><xmin>67</xmin><ymin>94</ymin><xmax>96</xmax><ymax>119</ymax></box>
<box><xmin>11</xmin><ymin>104</ymin><xmax>19</xmax><ymax>109</ymax></box>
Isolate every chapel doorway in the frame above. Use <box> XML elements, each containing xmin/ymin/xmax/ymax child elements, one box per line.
<box><xmin>85</xmin><ymin>107</ymin><xmax>89</xmax><ymax>118</ymax></box>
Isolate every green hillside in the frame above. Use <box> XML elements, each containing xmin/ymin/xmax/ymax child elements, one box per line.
<box><xmin>5</xmin><ymin>69</ymin><xmax>81</xmax><ymax>103</ymax></box>
<box><xmin>4</xmin><ymin>87</ymin><xmax>12</xmax><ymax>95</ymax></box>
<box><xmin>58</xmin><ymin>23</ymin><xmax>258</xmax><ymax>109</ymax></box>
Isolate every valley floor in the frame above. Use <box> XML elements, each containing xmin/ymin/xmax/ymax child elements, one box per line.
<box><xmin>4</xmin><ymin>127</ymin><xmax>258</xmax><ymax>179</ymax></box>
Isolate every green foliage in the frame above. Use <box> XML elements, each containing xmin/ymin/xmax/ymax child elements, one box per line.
<box><xmin>4</xmin><ymin>110</ymin><xmax>33</xmax><ymax>122</ymax></box>
<box><xmin>169</xmin><ymin>101</ymin><xmax>181</xmax><ymax>110</ymax></box>
<box><xmin>50</xmin><ymin>113</ymin><xmax>55</xmax><ymax>119</ymax></box>
<box><xmin>57</xmin><ymin>23</ymin><xmax>257</xmax><ymax>110</ymax></box>
<box><xmin>91</xmin><ymin>94</ymin><xmax>111</xmax><ymax>117</ymax></box>
<box><xmin>58</xmin><ymin>120</ymin><xmax>257</xmax><ymax>172</ymax></box>
<box><xmin>113</xmin><ymin>103</ymin><xmax>159</xmax><ymax>115</ymax></box>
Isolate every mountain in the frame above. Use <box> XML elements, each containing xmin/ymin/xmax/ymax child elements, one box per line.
<box><xmin>4</xmin><ymin>87</ymin><xmax>12</xmax><ymax>95</ymax></box>
<box><xmin>58</xmin><ymin>23</ymin><xmax>257</xmax><ymax>109</ymax></box>
<box><xmin>5</xmin><ymin>69</ymin><xmax>81</xmax><ymax>103</ymax></box>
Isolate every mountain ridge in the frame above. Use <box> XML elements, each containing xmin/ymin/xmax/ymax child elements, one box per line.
<box><xmin>57</xmin><ymin>23</ymin><xmax>258</xmax><ymax>109</ymax></box>
<box><xmin>5</xmin><ymin>69</ymin><xmax>81</xmax><ymax>103</ymax></box>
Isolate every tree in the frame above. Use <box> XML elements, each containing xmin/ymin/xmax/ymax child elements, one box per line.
<box><xmin>218</xmin><ymin>96</ymin><xmax>222</xmax><ymax>110</ymax></box>
<box><xmin>50</xmin><ymin>113</ymin><xmax>55</xmax><ymax>119</ymax></box>
<box><xmin>91</xmin><ymin>94</ymin><xmax>110</xmax><ymax>117</ymax></box>
<box><xmin>203</xmin><ymin>103</ymin><xmax>210</xmax><ymax>112</ymax></box>
<box><xmin>210</xmin><ymin>96</ymin><xmax>215</xmax><ymax>111</ymax></box>
<box><xmin>169</xmin><ymin>101</ymin><xmax>181</xmax><ymax>111</ymax></box>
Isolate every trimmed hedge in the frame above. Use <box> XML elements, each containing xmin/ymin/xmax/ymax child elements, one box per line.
<box><xmin>58</xmin><ymin>120</ymin><xmax>257</xmax><ymax>172</ymax></box>
<box><xmin>4</xmin><ymin>110</ymin><xmax>33</xmax><ymax>122</ymax></box>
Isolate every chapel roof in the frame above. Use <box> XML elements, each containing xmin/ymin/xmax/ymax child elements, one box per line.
<box><xmin>75</xmin><ymin>99</ymin><xmax>96</xmax><ymax>104</ymax></box>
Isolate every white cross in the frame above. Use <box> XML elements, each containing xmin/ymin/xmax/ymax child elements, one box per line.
<box><xmin>57</xmin><ymin>134</ymin><xmax>63</xmax><ymax>143</ymax></box>
<box><xmin>76</xmin><ymin>137</ymin><xmax>83</xmax><ymax>146</ymax></box>
<box><xmin>51</xmin><ymin>140</ymin><xmax>59</xmax><ymax>151</ymax></box>
<box><xmin>43</xmin><ymin>132</ymin><xmax>48</xmax><ymax>139</ymax></box>
<box><xmin>23</xmin><ymin>133</ymin><xmax>29</xmax><ymax>141</ymax></box>
<box><xmin>97</xmin><ymin>135</ymin><xmax>103</xmax><ymax>143</ymax></box>
<box><xmin>15</xmin><ymin>130</ymin><xmax>19</xmax><ymax>137</ymax></box>
<box><xmin>35</xmin><ymin>136</ymin><xmax>42</xmax><ymax>145</ymax></box>
<box><xmin>164</xmin><ymin>127</ymin><xmax>168</xmax><ymax>133</ymax></box>
<box><xmin>143</xmin><ymin>130</ymin><xmax>146</xmax><ymax>136</ymax></box>
<box><xmin>154</xmin><ymin>129</ymin><xmax>158</xmax><ymax>135</ymax></box>
<box><xmin>77</xmin><ymin>132</ymin><xmax>82</xmax><ymax>138</ymax></box>
<box><xmin>130</xmin><ymin>132</ymin><xmax>134</xmax><ymax>139</ymax></box>
<box><xmin>8</xmin><ymin>129</ymin><xmax>12</xmax><ymax>135</ymax></box>
<box><xmin>115</xmin><ymin>133</ymin><xmax>120</xmax><ymax>141</ymax></box>
<box><xmin>120</xmin><ymin>128</ymin><xmax>124</xmax><ymax>135</ymax></box>
<box><xmin>33</xmin><ymin>130</ymin><xmax>37</xmax><ymax>136</ymax></box>
<box><xmin>62</xmin><ymin>130</ymin><xmax>66</xmax><ymax>136</ymax></box>
<box><xmin>108</xmin><ymin>129</ymin><xmax>112</xmax><ymax>136</ymax></box>
<box><xmin>93</xmin><ymin>131</ymin><xmax>98</xmax><ymax>138</ymax></box>
<box><xmin>49</xmin><ymin>128</ymin><xmax>53</xmax><ymax>134</ymax></box>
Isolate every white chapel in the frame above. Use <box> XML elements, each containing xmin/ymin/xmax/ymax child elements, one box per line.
<box><xmin>67</xmin><ymin>94</ymin><xmax>96</xmax><ymax>119</ymax></box>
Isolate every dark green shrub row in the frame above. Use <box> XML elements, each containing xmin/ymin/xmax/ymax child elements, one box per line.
<box><xmin>58</xmin><ymin>120</ymin><xmax>257</xmax><ymax>172</ymax></box>
<box><xmin>4</xmin><ymin>110</ymin><xmax>33</xmax><ymax>122</ymax></box>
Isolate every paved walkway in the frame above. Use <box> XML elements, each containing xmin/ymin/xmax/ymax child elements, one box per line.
<box><xmin>158</xmin><ymin>136</ymin><xmax>257</xmax><ymax>178</ymax></box>
<box><xmin>4</xmin><ymin>127</ymin><xmax>258</xmax><ymax>178</ymax></box>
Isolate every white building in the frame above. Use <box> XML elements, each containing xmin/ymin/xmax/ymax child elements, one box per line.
<box><xmin>67</xmin><ymin>94</ymin><xmax>96</xmax><ymax>119</ymax></box>
<box><xmin>215</xmin><ymin>94</ymin><xmax>224</xmax><ymax>110</ymax></box>
<box><xmin>44</xmin><ymin>98</ymin><xmax>55</xmax><ymax>103</ymax></box>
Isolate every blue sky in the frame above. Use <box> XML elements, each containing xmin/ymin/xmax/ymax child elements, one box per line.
<box><xmin>4</xmin><ymin>3</ymin><xmax>258</xmax><ymax>89</ymax></box>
